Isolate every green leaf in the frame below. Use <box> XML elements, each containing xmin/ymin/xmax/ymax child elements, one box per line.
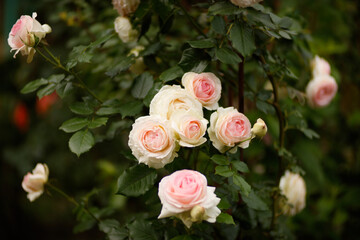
<box><xmin>215</xmin><ymin>47</ymin><xmax>242</xmax><ymax>64</ymax></box>
<box><xmin>143</xmin><ymin>82</ymin><xmax>163</xmax><ymax>107</ymax></box>
<box><xmin>233</xmin><ymin>174</ymin><xmax>251</xmax><ymax>196</ymax></box>
<box><xmin>56</xmin><ymin>82</ymin><xmax>75</xmax><ymax>99</ymax></box>
<box><xmin>119</xmin><ymin>100</ymin><xmax>144</xmax><ymax>118</ymax></box>
<box><xmin>256</xmin><ymin>100</ymin><xmax>275</xmax><ymax>115</ymax></box>
<box><xmin>229</xmin><ymin>22</ymin><xmax>256</xmax><ymax>57</ymax></box>
<box><xmin>211</xmin><ymin>155</ymin><xmax>229</xmax><ymax>165</ymax></box>
<box><xmin>211</xmin><ymin>16</ymin><xmax>226</xmax><ymax>34</ymax></box>
<box><xmin>37</xmin><ymin>83</ymin><xmax>57</xmax><ymax>99</ymax></box>
<box><xmin>215</xmin><ymin>165</ymin><xmax>233</xmax><ymax>177</ymax></box>
<box><xmin>69</xmin><ymin>130</ymin><xmax>95</xmax><ymax>157</ymax></box>
<box><xmin>216</xmin><ymin>213</ymin><xmax>235</xmax><ymax>225</ymax></box>
<box><xmin>188</xmin><ymin>39</ymin><xmax>215</xmax><ymax>49</ymax></box>
<box><xmin>105</xmin><ymin>56</ymin><xmax>134</xmax><ymax>78</ymax></box>
<box><xmin>87</xmin><ymin>30</ymin><xmax>114</xmax><ymax>49</ymax></box>
<box><xmin>59</xmin><ymin>117</ymin><xmax>89</xmax><ymax>133</ymax></box>
<box><xmin>128</xmin><ymin>220</ymin><xmax>158</xmax><ymax>240</ymax></box>
<box><xmin>48</xmin><ymin>74</ymin><xmax>66</xmax><ymax>84</ymax></box>
<box><xmin>88</xmin><ymin>117</ymin><xmax>108</xmax><ymax>129</ymax></box>
<box><xmin>21</xmin><ymin>78</ymin><xmax>48</xmax><ymax>94</ymax></box>
<box><xmin>116</xmin><ymin>164</ymin><xmax>157</xmax><ymax>197</ymax></box>
<box><xmin>131</xmin><ymin>72</ymin><xmax>154</xmax><ymax>99</ymax></box>
<box><xmin>69</xmin><ymin>102</ymin><xmax>94</xmax><ymax>115</ymax></box>
<box><xmin>67</xmin><ymin>45</ymin><xmax>93</xmax><ymax>69</ymax></box>
<box><xmin>242</xmin><ymin>191</ymin><xmax>269</xmax><ymax>211</ymax></box>
<box><xmin>98</xmin><ymin>219</ymin><xmax>128</xmax><ymax>240</ymax></box>
<box><xmin>178</xmin><ymin>48</ymin><xmax>209</xmax><ymax>73</ymax></box>
<box><xmin>141</xmin><ymin>42</ymin><xmax>162</xmax><ymax>57</ymax></box>
<box><xmin>159</xmin><ymin>66</ymin><xmax>184</xmax><ymax>83</ymax></box>
<box><xmin>218</xmin><ymin>198</ymin><xmax>231</xmax><ymax>209</ymax></box>
<box><xmin>209</xmin><ymin>2</ymin><xmax>243</xmax><ymax>15</ymax></box>
<box><xmin>231</xmin><ymin>161</ymin><xmax>249</xmax><ymax>173</ymax></box>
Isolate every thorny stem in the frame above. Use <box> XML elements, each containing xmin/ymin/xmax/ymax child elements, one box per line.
<box><xmin>257</xmin><ymin>55</ymin><xmax>286</xmax><ymax>231</ymax></box>
<box><xmin>37</xmin><ymin>46</ymin><xmax>103</xmax><ymax>103</ymax></box>
<box><xmin>46</xmin><ymin>182</ymin><xmax>100</xmax><ymax>223</ymax></box>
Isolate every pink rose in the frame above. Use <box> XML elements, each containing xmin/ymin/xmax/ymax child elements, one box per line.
<box><xmin>8</xmin><ymin>12</ymin><xmax>51</xmax><ymax>63</ymax></box>
<box><xmin>170</xmin><ymin>110</ymin><xmax>208</xmax><ymax>147</ymax></box>
<box><xmin>306</xmin><ymin>75</ymin><xmax>338</xmax><ymax>108</ymax></box>
<box><xmin>22</xmin><ymin>163</ymin><xmax>49</xmax><ymax>202</ymax></box>
<box><xmin>182</xmin><ymin>72</ymin><xmax>222</xmax><ymax>110</ymax></box>
<box><xmin>158</xmin><ymin>170</ymin><xmax>221</xmax><ymax>228</ymax></box>
<box><xmin>128</xmin><ymin>115</ymin><xmax>178</xmax><ymax>169</ymax></box>
<box><xmin>311</xmin><ymin>55</ymin><xmax>331</xmax><ymax>76</ymax></box>
<box><xmin>208</xmin><ymin>107</ymin><xmax>252</xmax><ymax>153</ymax></box>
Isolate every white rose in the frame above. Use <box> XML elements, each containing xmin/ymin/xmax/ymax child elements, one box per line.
<box><xmin>128</xmin><ymin>115</ymin><xmax>178</xmax><ymax>169</ymax></box>
<box><xmin>112</xmin><ymin>0</ymin><xmax>140</xmax><ymax>16</ymax></box>
<box><xmin>21</xmin><ymin>163</ymin><xmax>49</xmax><ymax>202</ymax></box>
<box><xmin>251</xmin><ymin>118</ymin><xmax>267</xmax><ymax>138</ymax></box>
<box><xmin>182</xmin><ymin>72</ymin><xmax>222</xmax><ymax>110</ymax></box>
<box><xmin>149</xmin><ymin>85</ymin><xmax>203</xmax><ymax>120</ymax></box>
<box><xmin>170</xmin><ymin>110</ymin><xmax>208</xmax><ymax>147</ymax></box>
<box><xmin>128</xmin><ymin>45</ymin><xmax>146</xmax><ymax>74</ymax></box>
<box><xmin>8</xmin><ymin>12</ymin><xmax>52</xmax><ymax>63</ymax></box>
<box><xmin>208</xmin><ymin>107</ymin><xmax>252</xmax><ymax>153</ymax></box>
<box><xmin>306</xmin><ymin>75</ymin><xmax>338</xmax><ymax>108</ymax></box>
<box><xmin>158</xmin><ymin>170</ymin><xmax>221</xmax><ymax>228</ymax></box>
<box><xmin>114</xmin><ymin>16</ymin><xmax>138</xmax><ymax>43</ymax></box>
<box><xmin>230</xmin><ymin>0</ymin><xmax>263</xmax><ymax>8</ymax></box>
<box><xmin>279</xmin><ymin>171</ymin><xmax>306</xmax><ymax>216</ymax></box>
<box><xmin>311</xmin><ymin>55</ymin><xmax>331</xmax><ymax>77</ymax></box>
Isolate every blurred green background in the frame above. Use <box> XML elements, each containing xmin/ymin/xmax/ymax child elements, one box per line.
<box><xmin>1</xmin><ymin>0</ymin><xmax>359</xmax><ymax>239</ymax></box>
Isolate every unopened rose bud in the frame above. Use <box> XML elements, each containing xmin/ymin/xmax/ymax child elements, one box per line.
<box><xmin>114</xmin><ymin>16</ymin><xmax>138</xmax><ymax>43</ymax></box>
<box><xmin>190</xmin><ymin>205</ymin><xmax>205</xmax><ymax>222</ymax></box>
<box><xmin>251</xmin><ymin>118</ymin><xmax>267</xmax><ymax>138</ymax></box>
<box><xmin>22</xmin><ymin>163</ymin><xmax>49</xmax><ymax>202</ymax></box>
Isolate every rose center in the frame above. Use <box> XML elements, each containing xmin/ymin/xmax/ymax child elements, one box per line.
<box><xmin>184</xmin><ymin>120</ymin><xmax>201</xmax><ymax>139</ymax></box>
<box><xmin>142</xmin><ymin>126</ymin><xmax>168</xmax><ymax>152</ymax></box>
<box><xmin>194</xmin><ymin>78</ymin><xmax>215</xmax><ymax>101</ymax></box>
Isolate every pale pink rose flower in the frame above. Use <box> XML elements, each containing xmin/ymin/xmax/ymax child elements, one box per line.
<box><xmin>170</xmin><ymin>110</ymin><xmax>208</xmax><ymax>147</ymax></box>
<box><xmin>158</xmin><ymin>170</ymin><xmax>221</xmax><ymax>228</ymax></box>
<box><xmin>306</xmin><ymin>75</ymin><xmax>338</xmax><ymax>108</ymax></box>
<box><xmin>8</xmin><ymin>12</ymin><xmax>51</xmax><ymax>63</ymax></box>
<box><xmin>128</xmin><ymin>115</ymin><xmax>178</xmax><ymax>169</ymax></box>
<box><xmin>279</xmin><ymin>171</ymin><xmax>306</xmax><ymax>216</ymax></box>
<box><xmin>208</xmin><ymin>107</ymin><xmax>252</xmax><ymax>153</ymax></box>
<box><xmin>149</xmin><ymin>85</ymin><xmax>203</xmax><ymax>120</ymax></box>
<box><xmin>182</xmin><ymin>72</ymin><xmax>222</xmax><ymax>110</ymax></box>
<box><xmin>21</xmin><ymin>163</ymin><xmax>49</xmax><ymax>202</ymax></box>
<box><xmin>112</xmin><ymin>0</ymin><xmax>140</xmax><ymax>16</ymax></box>
<box><xmin>230</xmin><ymin>0</ymin><xmax>263</xmax><ymax>8</ymax></box>
<box><xmin>311</xmin><ymin>55</ymin><xmax>331</xmax><ymax>77</ymax></box>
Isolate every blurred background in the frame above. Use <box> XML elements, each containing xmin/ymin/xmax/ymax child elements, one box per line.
<box><xmin>0</xmin><ymin>0</ymin><xmax>359</xmax><ymax>239</ymax></box>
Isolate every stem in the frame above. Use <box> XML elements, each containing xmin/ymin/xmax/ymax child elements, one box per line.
<box><xmin>37</xmin><ymin>46</ymin><xmax>103</xmax><ymax>103</ymax></box>
<box><xmin>178</xmin><ymin>3</ymin><xmax>207</xmax><ymax>38</ymax></box>
<box><xmin>46</xmin><ymin>182</ymin><xmax>100</xmax><ymax>223</ymax></box>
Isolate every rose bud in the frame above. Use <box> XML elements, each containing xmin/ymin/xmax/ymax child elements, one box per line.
<box><xmin>279</xmin><ymin>171</ymin><xmax>306</xmax><ymax>216</ymax></box>
<box><xmin>8</xmin><ymin>12</ymin><xmax>51</xmax><ymax>63</ymax></box>
<box><xmin>114</xmin><ymin>16</ymin><xmax>138</xmax><ymax>43</ymax></box>
<box><xmin>22</xmin><ymin>163</ymin><xmax>49</xmax><ymax>202</ymax></box>
<box><xmin>158</xmin><ymin>170</ymin><xmax>221</xmax><ymax>228</ymax></box>
<box><xmin>112</xmin><ymin>0</ymin><xmax>140</xmax><ymax>17</ymax></box>
<box><xmin>128</xmin><ymin>45</ymin><xmax>146</xmax><ymax>75</ymax></box>
<box><xmin>251</xmin><ymin>118</ymin><xmax>267</xmax><ymax>138</ymax></box>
